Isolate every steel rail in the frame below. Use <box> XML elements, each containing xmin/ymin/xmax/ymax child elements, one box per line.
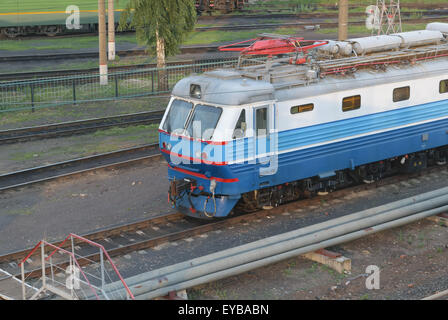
<box><xmin>2</xmin><ymin>9</ymin><xmax>445</xmax><ymax>41</ymax></box>
<box><xmin>0</xmin><ymin>110</ymin><xmax>164</xmax><ymax>144</ymax></box>
<box><xmin>1</xmin><ymin>16</ymin><xmax>444</xmax><ymax>63</ymax></box>
<box><xmin>0</xmin><ymin>45</ymin><xmax>227</xmax><ymax>63</ymax></box>
<box><xmin>133</xmin><ymin>203</ymin><xmax>448</xmax><ymax>300</ymax></box>
<box><xmin>0</xmin><ymin>213</ymin><xmax>185</xmax><ymax>265</ymax></box>
<box><xmin>194</xmin><ymin>16</ymin><xmax>448</xmax><ymax>32</ymax></box>
<box><xmin>0</xmin><ymin>143</ymin><xmax>161</xmax><ymax>193</ymax></box>
<box><xmin>0</xmin><ymin>61</ymin><xmax>194</xmax><ymax>81</ymax></box>
<box><xmin>422</xmin><ymin>289</ymin><xmax>448</xmax><ymax>300</ymax></box>
<box><xmin>2</xmin><ymin>163</ymin><xmax>447</xmax><ymax>283</ymax></box>
<box><xmin>0</xmin><ymin>57</ymin><xmax>240</xmax><ymax>81</ymax></box>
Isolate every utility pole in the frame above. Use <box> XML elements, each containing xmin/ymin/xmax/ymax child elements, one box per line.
<box><xmin>377</xmin><ymin>0</ymin><xmax>402</xmax><ymax>35</ymax></box>
<box><xmin>99</xmin><ymin>0</ymin><xmax>108</xmax><ymax>85</ymax></box>
<box><xmin>338</xmin><ymin>0</ymin><xmax>348</xmax><ymax>41</ymax></box>
<box><xmin>108</xmin><ymin>0</ymin><xmax>116</xmax><ymax>61</ymax></box>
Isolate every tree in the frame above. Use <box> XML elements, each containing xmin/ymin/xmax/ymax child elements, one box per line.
<box><xmin>119</xmin><ymin>0</ymin><xmax>196</xmax><ymax>90</ymax></box>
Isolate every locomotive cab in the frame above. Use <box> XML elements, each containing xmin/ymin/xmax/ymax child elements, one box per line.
<box><xmin>158</xmin><ymin>71</ymin><xmax>276</xmax><ymax>218</ymax></box>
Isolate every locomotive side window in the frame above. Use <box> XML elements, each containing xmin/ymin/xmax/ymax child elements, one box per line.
<box><xmin>291</xmin><ymin>103</ymin><xmax>314</xmax><ymax>114</ymax></box>
<box><xmin>255</xmin><ymin>107</ymin><xmax>268</xmax><ymax>137</ymax></box>
<box><xmin>233</xmin><ymin>109</ymin><xmax>246</xmax><ymax>139</ymax></box>
<box><xmin>393</xmin><ymin>86</ymin><xmax>410</xmax><ymax>102</ymax></box>
<box><xmin>342</xmin><ymin>95</ymin><xmax>361</xmax><ymax>112</ymax></box>
<box><xmin>440</xmin><ymin>80</ymin><xmax>448</xmax><ymax>94</ymax></box>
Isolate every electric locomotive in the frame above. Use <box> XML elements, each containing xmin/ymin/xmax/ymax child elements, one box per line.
<box><xmin>159</xmin><ymin>23</ymin><xmax>448</xmax><ymax>219</ymax></box>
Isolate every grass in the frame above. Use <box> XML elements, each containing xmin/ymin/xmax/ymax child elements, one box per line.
<box><xmin>185</xmin><ymin>27</ymin><xmax>301</xmax><ymax>46</ymax></box>
<box><xmin>318</xmin><ymin>23</ymin><xmax>429</xmax><ymax>35</ymax></box>
<box><xmin>435</xmin><ymin>247</ymin><xmax>444</xmax><ymax>253</ymax></box>
<box><xmin>0</xmin><ymin>33</ymin><xmax>137</xmax><ymax>51</ymax></box>
<box><xmin>320</xmin><ymin>264</ymin><xmax>347</xmax><ymax>281</ymax></box>
<box><xmin>0</xmin><ymin>20</ymin><xmax>432</xmax><ymax>54</ymax></box>
<box><xmin>242</xmin><ymin>0</ymin><xmax>448</xmax><ymax>15</ymax></box>
<box><xmin>0</xmin><ymin>0</ymin><xmax>128</xmax><ymax>13</ymax></box>
<box><xmin>0</xmin><ymin>96</ymin><xmax>169</xmax><ymax>130</ymax></box>
<box><xmin>306</xmin><ymin>262</ymin><xmax>319</xmax><ymax>274</ymax></box>
<box><xmin>187</xmin><ymin>287</ymin><xmax>205</xmax><ymax>300</ymax></box>
<box><xmin>10</xmin><ymin>151</ymin><xmax>38</xmax><ymax>161</ymax></box>
<box><xmin>0</xmin><ymin>26</ymin><xmax>303</xmax><ymax>52</ymax></box>
<box><xmin>8</xmin><ymin>123</ymin><xmax>159</xmax><ymax>163</ymax></box>
<box><xmin>360</xmin><ymin>293</ymin><xmax>370</xmax><ymax>300</ymax></box>
<box><xmin>0</xmin><ymin>55</ymin><xmax>159</xmax><ymax>74</ymax></box>
<box><xmin>283</xmin><ymin>260</ymin><xmax>297</xmax><ymax>276</ymax></box>
<box><xmin>6</xmin><ymin>208</ymin><xmax>32</xmax><ymax>215</ymax></box>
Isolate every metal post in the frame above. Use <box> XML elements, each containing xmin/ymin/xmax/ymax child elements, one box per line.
<box><xmin>69</xmin><ymin>256</ymin><xmax>74</xmax><ymax>299</ymax></box>
<box><xmin>100</xmin><ymin>249</ymin><xmax>105</xmax><ymax>290</ymax></box>
<box><xmin>21</xmin><ymin>263</ymin><xmax>26</xmax><ymax>300</ymax></box>
<box><xmin>70</xmin><ymin>235</ymin><xmax>75</xmax><ymax>298</ymax></box>
<box><xmin>71</xmin><ymin>235</ymin><xmax>75</xmax><ymax>257</ymax></box>
<box><xmin>338</xmin><ymin>0</ymin><xmax>348</xmax><ymax>41</ymax></box>
<box><xmin>40</xmin><ymin>241</ymin><xmax>46</xmax><ymax>289</ymax></box>
<box><xmin>108</xmin><ymin>0</ymin><xmax>116</xmax><ymax>61</ymax></box>
<box><xmin>50</xmin><ymin>256</ymin><xmax>54</xmax><ymax>285</ymax></box>
<box><xmin>115</xmin><ymin>75</ymin><xmax>119</xmax><ymax>97</ymax></box>
<box><xmin>151</xmin><ymin>70</ymin><xmax>154</xmax><ymax>93</ymax></box>
<box><xmin>99</xmin><ymin>0</ymin><xmax>108</xmax><ymax>85</ymax></box>
<box><xmin>72</xmin><ymin>80</ymin><xmax>77</xmax><ymax>105</ymax></box>
<box><xmin>30</xmin><ymin>83</ymin><xmax>35</xmax><ymax>113</ymax></box>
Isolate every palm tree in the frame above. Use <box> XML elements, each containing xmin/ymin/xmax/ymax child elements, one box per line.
<box><xmin>119</xmin><ymin>0</ymin><xmax>196</xmax><ymax>90</ymax></box>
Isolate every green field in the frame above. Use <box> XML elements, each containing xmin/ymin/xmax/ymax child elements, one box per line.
<box><xmin>0</xmin><ymin>0</ymin><xmax>128</xmax><ymax>13</ymax></box>
<box><xmin>0</xmin><ymin>0</ymin><xmax>129</xmax><ymax>27</ymax></box>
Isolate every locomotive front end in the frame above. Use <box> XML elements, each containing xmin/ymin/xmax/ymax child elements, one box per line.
<box><xmin>158</xmin><ymin>69</ymin><xmax>275</xmax><ymax>219</ymax></box>
<box><xmin>159</xmin><ymin>96</ymin><xmax>241</xmax><ymax>218</ymax></box>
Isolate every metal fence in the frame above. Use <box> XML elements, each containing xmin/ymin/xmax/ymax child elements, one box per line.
<box><xmin>0</xmin><ymin>58</ymin><xmax>248</xmax><ymax>113</ymax></box>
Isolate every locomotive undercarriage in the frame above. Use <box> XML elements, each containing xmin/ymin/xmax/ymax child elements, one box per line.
<box><xmin>1</xmin><ymin>25</ymin><xmax>63</xmax><ymax>38</ymax></box>
<box><xmin>234</xmin><ymin>146</ymin><xmax>448</xmax><ymax>214</ymax></box>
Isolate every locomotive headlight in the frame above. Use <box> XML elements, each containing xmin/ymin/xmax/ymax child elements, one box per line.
<box><xmin>190</xmin><ymin>84</ymin><xmax>202</xmax><ymax>99</ymax></box>
<box><xmin>167</xmin><ymin>143</ymin><xmax>172</xmax><ymax>150</ymax></box>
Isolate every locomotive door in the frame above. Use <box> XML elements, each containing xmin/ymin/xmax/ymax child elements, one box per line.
<box><xmin>253</xmin><ymin>103</ymin><xmax>278</xmax><ymax>182</ymax></box>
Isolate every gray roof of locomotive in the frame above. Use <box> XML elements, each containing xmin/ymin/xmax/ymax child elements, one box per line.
<box><xmin>171</xmin><ymin>46</ymin><xmax>448</xmax><ymax>106</ymax></box>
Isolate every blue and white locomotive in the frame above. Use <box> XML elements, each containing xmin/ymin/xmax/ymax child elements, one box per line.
<box><xmin>159</xmin><ymin>23</ymin><xmax>448</xmax><ymax>219</ymax></box>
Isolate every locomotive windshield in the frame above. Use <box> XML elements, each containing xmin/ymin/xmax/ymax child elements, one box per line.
<box><xmin>162</xmin><ymin>99</ymin><xmax>222</xmax><ymax>140</ymax></box>
<box><xmin>186</xmin><ymin>104</ymin><xmax>222</xmax><ymax>140</ymax></box>
<box><xmin>162</xmin><ymin>99</ymin><xmax>193</xmax><ymax>134</ymax></box>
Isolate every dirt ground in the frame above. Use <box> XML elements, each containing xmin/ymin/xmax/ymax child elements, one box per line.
<box><xmin>0</xmin><ymin>159</ymin><xmax>176</xmax><ymax>254</ymax></box>
<box><xmin>0</xmin><ymin>96</ymin><xmax>170</xmax><ymax>130</ymax></box>
<box><xmin>188</xmin><ymin>218</ymin><xmax>448</xmax><ymax>300</ymax></box>
<box><xmin>0</xmin><ymin>124</ymin><xmax>160</xmax><ymax>174</ymax></box>
<box><xmin>0</xmin><ymin>157</ymin><xmax>447</xmax><ymax>300</ymax></box>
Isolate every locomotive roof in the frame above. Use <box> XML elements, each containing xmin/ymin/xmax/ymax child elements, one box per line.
<box><xmin>172</xmin><ymin>39</ymin><xmax>448</xmax><ymax>106</ymax></box>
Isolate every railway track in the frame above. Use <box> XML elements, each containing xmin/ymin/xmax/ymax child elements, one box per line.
<box><xmin>0</xmin><ymin>143</ymin><xmax>161</xmax><ymax>193</ymax></box>
<box><xmin>1</xmin><ymin>15</ymin><xmax>445</xmax><ymax>64</ymax></box>
<box><xmin>0</xmin><ymin>57</ymin><xmax>239</xmax><ymax>82</ymax></box>
<box><xmin>194</xmin><ymin>16</ymin><xmax>448</xmax><ymax>31</ymax></box>
<box><xmin>0</xmin><ymin>110</ymin><xmax>164</xmax><ymax>144</ymax></box>
<box><xmin>1</xmin><ymin>161</ymin><xmax>447</xmax><ymax>284</ymax></box>
<box><xmin>3</xmin><ymin>9</ymin><xmax>446</xmax><ymax>40</ymax></box>
<box><xmin>0</xmin><ymin>44</ymin><xmax>228</xmax><ymax>63</ymax></box>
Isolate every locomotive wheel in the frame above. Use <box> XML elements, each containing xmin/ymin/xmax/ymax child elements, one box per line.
<box><xmin>43</xmin><ymin>25</ymin><xmax>62</xmax><ymax>37</ymax></box>
<box><xmin>2</xmin><ymin>27</ymin><xmax>20</xmax><ymax>38</ymax></box>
